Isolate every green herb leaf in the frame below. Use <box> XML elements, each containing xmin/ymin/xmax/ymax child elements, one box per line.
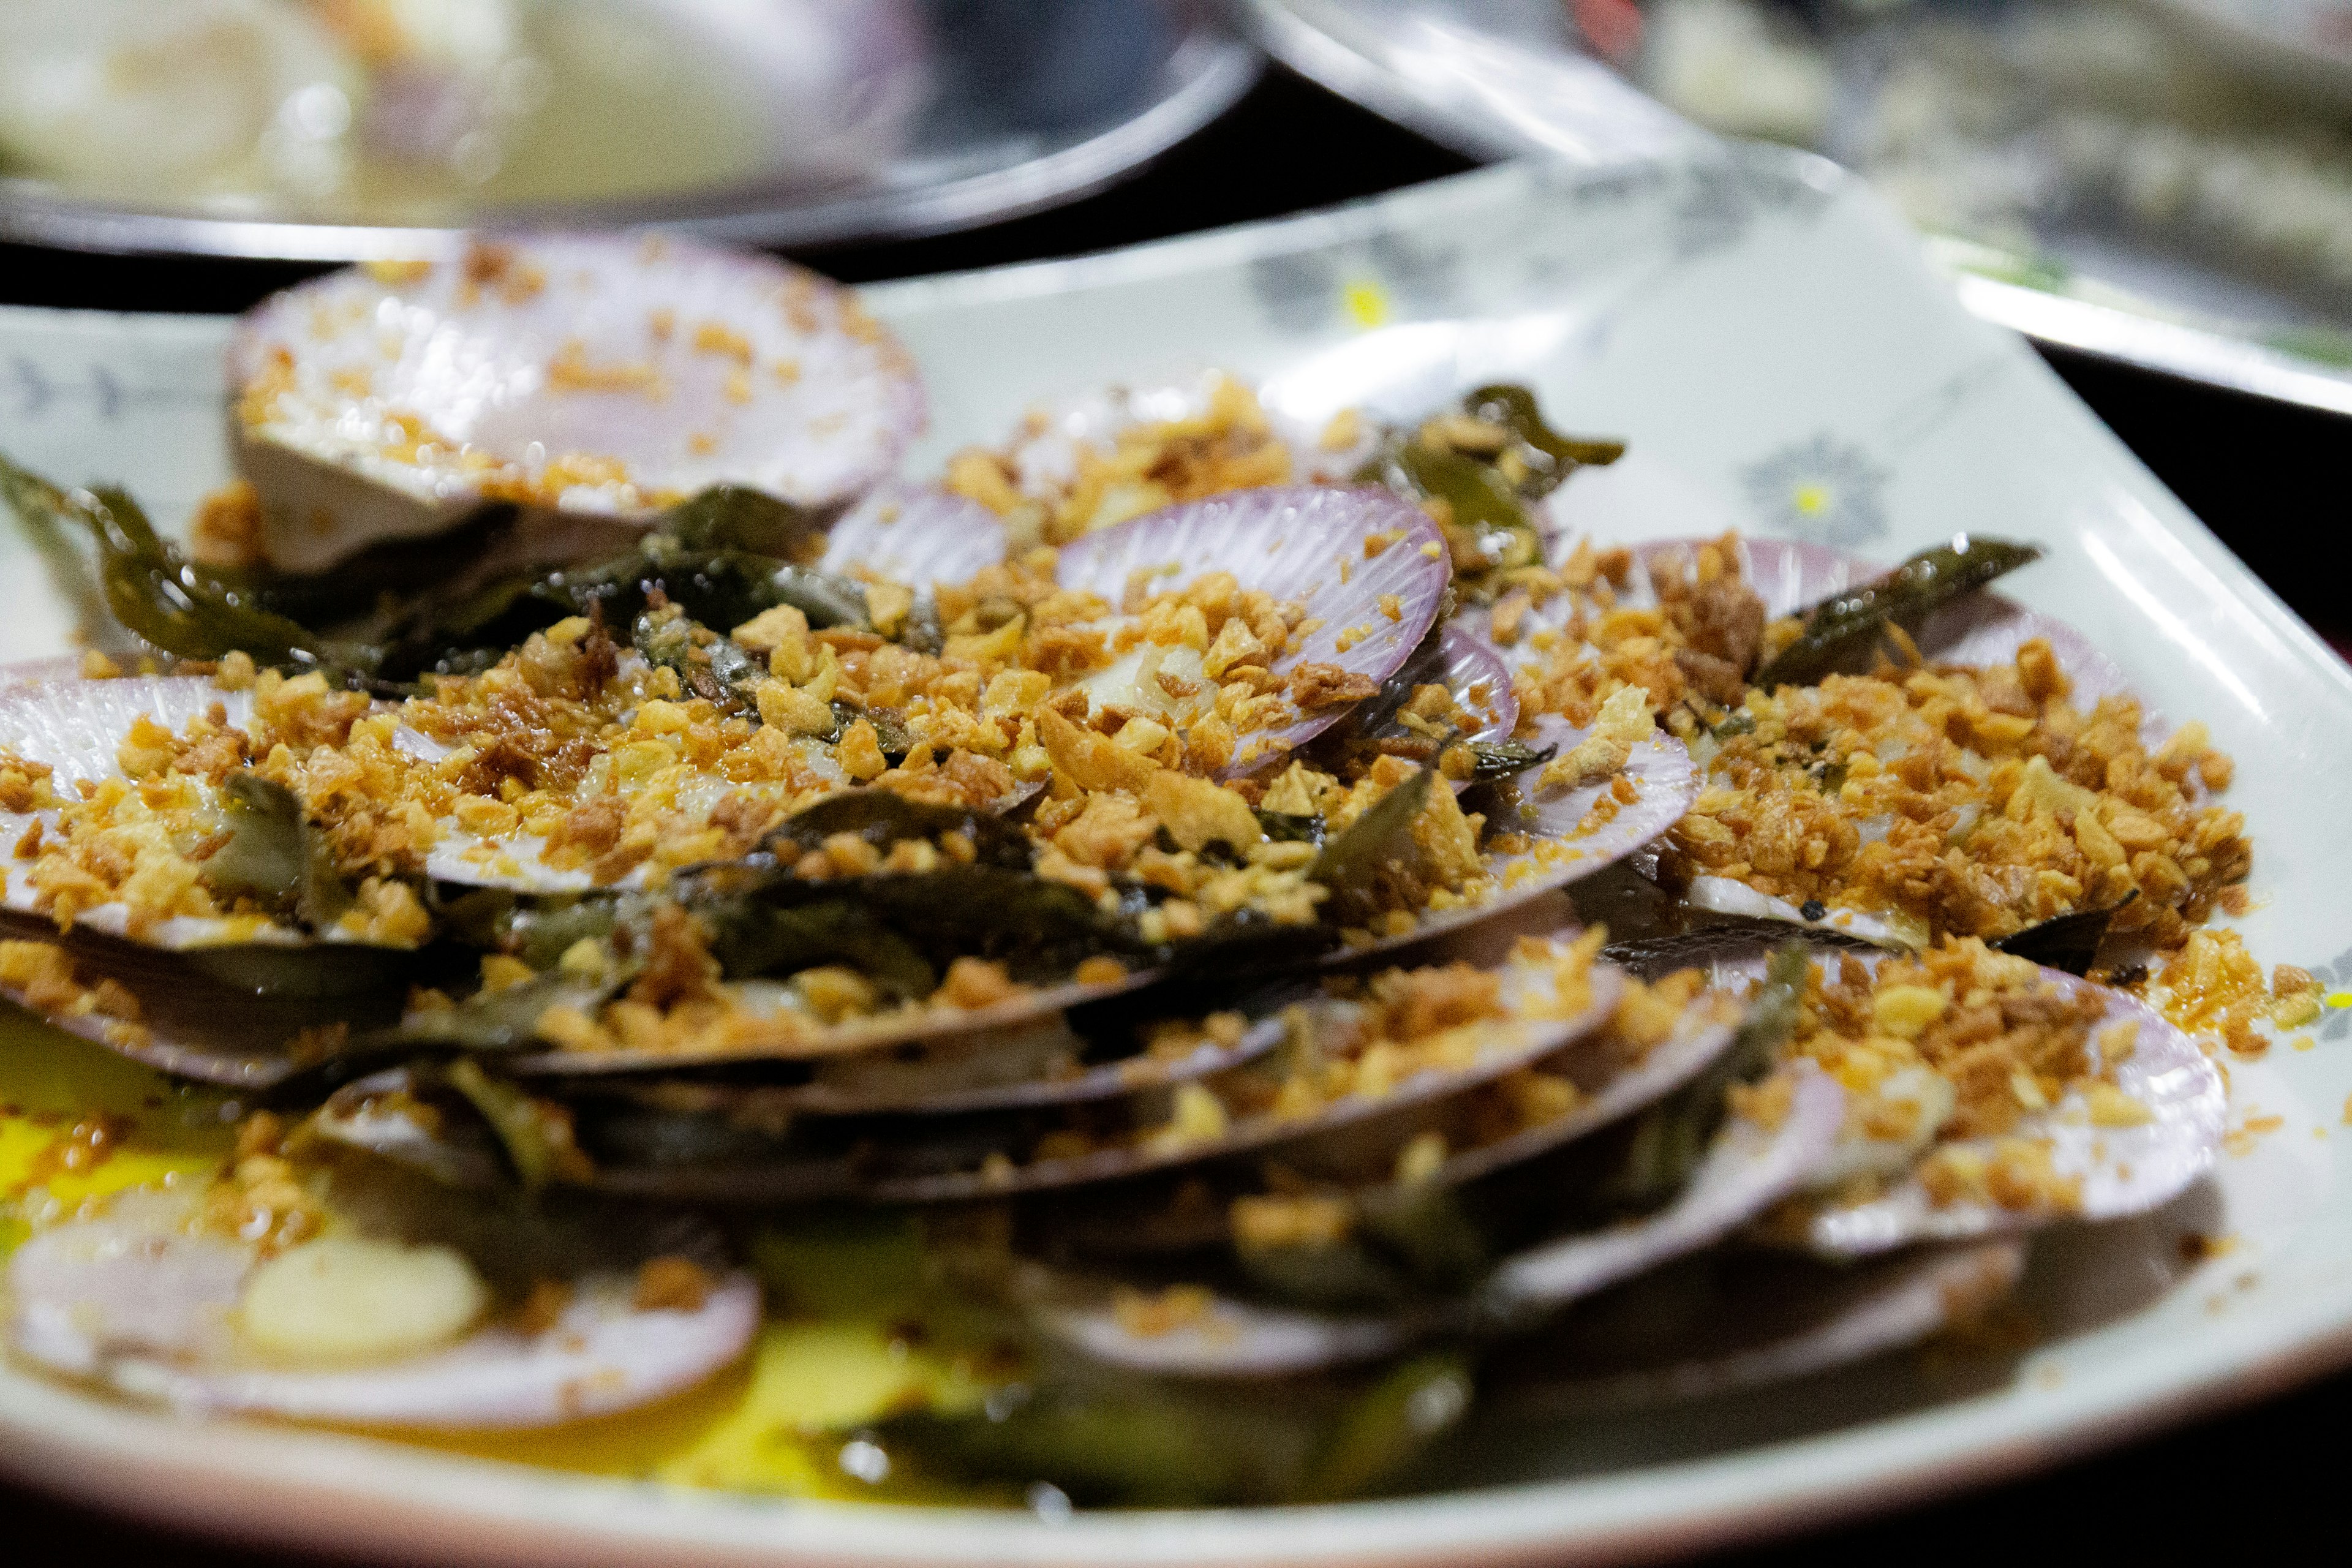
<box><xmin>1752</xmin><ymin>535</ymin><xmax>2043</xmax><ymax>690</ymax></box>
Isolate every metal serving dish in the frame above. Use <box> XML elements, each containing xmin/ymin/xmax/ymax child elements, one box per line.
<box><xmin>1246</xmin><ymin>0</ymin><xmax>2352</xmax><ymax>417</ymax></box>
<box><xmin>0</xmin><ymin>0</ymin><xmax>1257</xmax><ymax>262</ymax></box>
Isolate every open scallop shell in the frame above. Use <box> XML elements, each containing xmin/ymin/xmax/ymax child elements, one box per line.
<box><xmin>0</xmin><ymin>929</ymin><xmax>411</xmax><ymax>1089</ymax></box>
<box><xmin>817</xmin><ymin>484</ymin><xmax>1009</xmax><ymax>589</ymax></box>
<box><xmin>578</xmin><ymin>1012</ymin><xmax>1289</xmax><ymax>1120</ymax></box>
<box><xmin>1034</xmin><ymin>1276</ymin><xmax>1410</xmax><ymax>1380</ymax></box>
<box><xmin>988</xmin><ymin>371</ymin><xmax>1373</xmax><ymax>513</ymax></box>
<box><xmin>1499</xmin><ymin>1238</ymin><xmax>2029</xmax><ymax>1416</ymax></box>
<box><xmin>1330</xmin><ymin>627</ymin><xmax>1518</xmax><ymax>783</ymax></box>
<box><xmin>7</xmin><ymin>1193</ymin><xmax>759</xmax><ymax>1430</ymax></box>
<box><xmin>1025</xmin><ymin>1060</ymin><xmax>1845</xmax><ymax>1379</ymax></box>
<box><xmin>104</xmin><ymin>1273</ymin><xmax>761</xmax><ymax>1430</ymax></box>
<box><xmin>1703</xmin><ymin>947</ymin><xmax>2225</xmax><ymax>1257</ymax></box>
<box><xmin>578</xmin><ymin>944</ymin><xmax>1623</xmax><ymax>1205</ymax></box>
<box><xmin>0</xmin><ymin>668</ymin><xmax>396</xmax><ymax>953</ymax></box>
<box><xmin>508</xmin><ymin>963</ymin><xmax>1169</xmax><ymax>1079</ymax></box>
<box><xmin>1583</xmin><ymin>537</ymin><xmax>2162</xmax><ymax>950</ymax></box>
<box><xmin>1053</xmin><ymin>486</ymin><xmax>1450</xmax><ymax>775</ymax></box>
<box><xmin>1484</xmin><ymin>1061</ymin><xmax>1847</xmax><ymax>1310</ymax></box>
<box><xmin>1345</xmin><ymin>713</ymin><xmax>1698</xmax><ymax>963</ymax></box>
<box><xmin>230</xmin><ymin>234</ymin><xmax>922</xmax><ymax>574</ymax></box>
<box><xmin>865</xmin><ymin>959</ymin><xmax>1622</xmax><ymax>1205</ymax></box>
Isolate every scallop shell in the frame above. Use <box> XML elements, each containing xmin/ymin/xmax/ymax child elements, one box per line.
<box><xmin>1344</xmin><ymin>712</ymin><xmax>1699</xmax><ymax>962</ymax></box>
<box><xmin>1499</xmin><ymin>1238</ymin><xmax>2029</xmax><ymax>1416</ymax></box>
<box><xmin>104</xmin><ymin>1272</ymin><xmax>761</xmax><ymax>1430</ymax></box>
<box><xmin>1332</xmin><ymin>626</ymin><xmax>1517</xmax><ymax>778</ymax></box>
<box><xmin>1483</xmin><ymin>1061</ymin><xmax>1846</xmax><ymax>1309</ymax></box>
<box><xmin>865</xmin><ymin>956</ymin><xmax>1621</xmax><ymax>1205</ymax></box>
<box><xmin>1053</xmin><ymin>486</ymin><xmax>1450</xmax><ymax>774</ymax></box>
<box><xmin>0</xmin><ymin>931</ymin><xmax>410</xmax><ymax>1089</ymax></box>
<box><xmin>7</xmin><ymin>1194</ymin><xmax>760</xmax><ymax>1430</ymax></box>
<box><xmin>0</xmin><ymin>668</ymin><xmax>394</xmax><ymax>953</ymax></box>
<box><xmin>1025</xmin><ymin>1058</ymin><xmax>1845</xmax><ymax>1378</ymax></box>
<box><xmin>509</xmin><ymin>963</ymin><xmax>1168</xmax><ymax>1078</ymax></box>
<box><xmin>817</xmin><ymin>484</ymin><xmax>1008</xmax><ymax>589</ymax></box>
<box><xmin>230</xmin><ymin>234</ymin><xmax>923</xmax><ymax>573</ymax></box>
<box><xmin>584</xmin><ymin>1012</ymin><xmax>1288</xmax><ymax>1120</ymax></box>
<box><xmin>577</xmin><ymin>942</ymin><xmax>1623</xmax><ymax>1204</ymax></box>
<box><xmin>1705</xmin><ymin>947</ymin><xmax>2225</xmax><ymax>1257</ymax></box>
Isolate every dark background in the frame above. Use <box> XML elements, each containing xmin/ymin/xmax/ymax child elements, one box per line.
<box><xmin>4</xmin><ymin>62</ymin><xmax>2344</xmax><ymax>1566</ymax></box>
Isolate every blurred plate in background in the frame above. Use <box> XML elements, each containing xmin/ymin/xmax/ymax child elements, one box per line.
<box><xmin>1247</xmin><ymin>0</ymin><xmax>2352</xmax><ymax>417</ymax></box>
<box><xmin>0</xmin><ymin>0</ymin><xmax>1257</xmax><ymax>260</ymax></box>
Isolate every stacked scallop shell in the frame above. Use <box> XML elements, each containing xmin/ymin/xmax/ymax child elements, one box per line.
<box><xmin>0</xmin><ymin>236</ymin><xmax>2223</xmax><ymax>1488</ymax></box>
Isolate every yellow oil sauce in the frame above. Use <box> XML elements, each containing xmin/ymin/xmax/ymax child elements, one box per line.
<box><xmin>405</xmin><ymin>1219</ymin><xmax>1004</xmax><ymax>1497</ymax></box>
<box><xmin>0</xmin><ymin>1002</ymin><xmax>236</xmax><ymax>1237</ymax></box>
<box><xmin>0</xmin><ymin>1025</ymin><xmax>999</xmax><ymax>1501</ymax></box>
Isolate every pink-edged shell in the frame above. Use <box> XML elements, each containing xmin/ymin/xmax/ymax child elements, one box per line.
<box><xmin>818</xmin><ymin>484</ymin><xmax>1009</xmax><ymax>588</ymax></box>
<box><xmin>1484</xmin><ymin>1062</ymin><xmax>1847</xmax><ymax>1310</ymax></box>
<box><xmin>1438</xmin><ymin>997</ymin><xmax>1741</xmax><ymax>1187</ymax></box>
<box><xmin>7</xmin><ymin>1199</ymin><xmax>761</xmax><ymax>1431</ymax></box>
<box><xmin>1701</xmin><ymin>948</ymin><xmax>2226</xmax><ymax>1257</ymax></box>
<box><xmin>1502</xmin><ymin>1238</ymin><xmax>2029</xmax><ymax>1417</ymax></box>
<box><xmin>1032</xmin><ymin>1056</ymin><xmax>1846</xmax><ymax>1379</ymax></box>
<box><xmin>0</xmin><ymin>941</ymin><xmax>400</xmax><ymax>1090</ymax></box>
<box><xmin>1350</xmin><ymin>712</ymin><xmax>1699</xmax><ymax>961</ymax></box>
<box><xmin>7</xmin><ymin>1196</ymin><xmax>250</xmax><ymax>1375</ymax></box>
<box><xmin>863</xmin><ymin>960</ymin><xmax>1625</xmax><ymax>1204</ymax></box>
<box><xmin>106</xmin><ymin>1273</ymin><xmax>761</xmax><ymax>1430</ymax></box>
<box><xmin>230</xmin><ymin>234</ymin><xmax>922</xmax><ymax>573</ymax></box>
<box><xmin>992</xmin><ymin>372</ymin><xmax>1373</xmax><ymax>506</ymax></box>
<box><xmin>0</xmin><ymin>669</ymin><xmax>353</xmax><ymax>952</ymax></box>
<box><xmin>1806</xmin><ymin>984</ymin><xmax>2222</xmax><ymax>1258</ymax></box>
<box><xmin>1341</xmin><ymin>627</ymin><xmax>1517</xmax><ymax>778</ymax></box>
<box><xmin>1036</xmin><ymin>1281</ymin><xmax>1407</xmax><ymax>1379</ymax></box>
<box><xmin>509</xmin><ymin>963</ymin><xmax>1167</xmax><ymax>1077</ymax></box>
<box><xmin>1053</xmin><ymin>486</ymin><xmax>1450</xmax><ymax>774</ymax></box>
<box><xmin>1433</xmin><ymin>628</ymin><xmax>1518</xmax><ymax>746</ymax></box>
<box><xmin>1636</xmin><ymin>535</ymin><xmax>2173</xmax><ymax>948</ymax></box>
<box><xmin>636</xmin><ymin>1013</ymin><xmax>1289</xmax><ymax>1120</ymax></box>
<box><xmin>1650</xmin><ymin>536</ymin><xmax>2141</xmax><ymax>714</ymax></box>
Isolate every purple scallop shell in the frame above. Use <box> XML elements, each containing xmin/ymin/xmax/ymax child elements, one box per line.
<box><xmin>620</xmin><ymin>1013</ymin><xmax>1288</xmax><ymax>1120</ymax></box>
<box><xmin>1500</xmin><ymin>1238</ymin><xmax>2029</xmax><ymax>1417</ymax></box>
<box><xmin>7</xmin><ymin>1204</ymin><xmax>761</xmax><ymax>1430</ymax></box>
<box><xmin>232</xmin><ymin>233</ymin><xmax>923</xmax><ymax>573</ymax></box>
<box><xmin>1336</xmin><ymin>627</ymin><xmax>1518</xmax><ymax>790</ymax></box>
<box><xmin>1466</xmin><ymin>533</ymin><xmax>2138</xmax><ymax>719</ymax></box>
<box><xmin>1036</xmin><ymin>1278</ymin><xmax>1408</xmax><ymax>1379</ymax></box>
<box><xmin>1347</xmin><ymin>712</ymin><xmax>1700</xmax><ymax>961</ymax></box>
<box><xmin>510</xmin><ymin>965</ymin><xmax>1167</xmax><ymax>1077</ymax></box>
<box><xmin>106</xmin><ymin>1274</ymin><xmax>761</xmax><ymax>1430</ymax></box>
<box><xmin>607</xmin><ymin>941</ymin><xmax>1627</xmax><ymax>1205</ymax></box>
<box><xmin>0</xmin><ymin>940</ymin><xmax>406</xmax><ymax>1090</ymax></box>
<box><xmin>1704</xmin><ymin>948</ymin><xmax>2226</xmax><ymax>1257</ymax></box>
<box><xmin>1484</xmin><ymin>1061</ymin><xmax>1847</xmax><ymax>1310</ymax></box>
<box><xmin>818</xmin><ymin>483</ymin><xmax>1008</xmax><ymax>588</ymax></box>
<box><xmin>1052</xmin><ymin>486</ymin><xmax>1450</xmax><ymax>775</ymax></box>
<box><xmin>1651</xmin><ymin>535</ymin><xmax>2143</xmax><ymax>716</ymax></box>
<box><xmin>862</xmin><ymin>960</ymin><xmax>1623</xmax><ymax>1204</ymax></box>
<box><xmin>0</xmin><ymin>667</ymin><xmax>388</xmax><ymax>952</ymax></box>
<box><xmin>1030</xmin><ymin>1057</ymin><xmax>1846</xmax><ymax>1379</ymax></box>
<box><xmin>1437</xmin><ymin>997</ymin><xmax>1741</xmax><ymax>1188</ymax></box>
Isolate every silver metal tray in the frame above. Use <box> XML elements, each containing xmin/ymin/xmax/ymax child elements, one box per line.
<box><xmin>0</xmin><ymin>1</ymin><xmax>1257</xmax><ymax>262</ymax></box>
<box><xmin>1247</xmin><ymin>0</ymin><xmax>2352</xmax><ymax>417</ymax></box>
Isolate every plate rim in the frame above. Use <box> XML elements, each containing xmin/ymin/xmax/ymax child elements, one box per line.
<box><xmin>4</xmin><ymin>147</ymin><xmax>2351</xmax><ymax>1564</ymax></box>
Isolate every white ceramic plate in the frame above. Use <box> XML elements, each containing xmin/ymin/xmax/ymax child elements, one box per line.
<box><xmin>4</xmin><ymin>145</ymin><xmax>2351</xmax><ymax>1565</ymax></box>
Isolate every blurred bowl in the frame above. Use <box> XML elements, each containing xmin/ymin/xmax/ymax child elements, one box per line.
<box><xmin>0</xmin><ymin>0</ymin><xmax>1258</xmax><ymax>260</ymax></box>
